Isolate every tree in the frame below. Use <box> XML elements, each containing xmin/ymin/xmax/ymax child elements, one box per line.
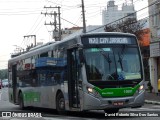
<box><xmin>104</xmin><ymin>18</ymin><xmax>148</xmax><ymax>43</ymax></box>
<box><xmin>0</xmin><ymin>69</ymin><xmax>8</xmax><ymax>79</ymax></box>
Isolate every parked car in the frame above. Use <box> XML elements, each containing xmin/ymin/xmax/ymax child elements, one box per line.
<box><xmin>2</xmin><ymin>79</ymin><xmax>9</xmax><ymax>87</ymax></box>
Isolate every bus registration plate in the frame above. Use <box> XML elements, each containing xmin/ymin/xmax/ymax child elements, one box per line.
<box><xmin>113</xmin><ymin>101</ymin><xmax>124</xmax><ymax>106</ymax></box>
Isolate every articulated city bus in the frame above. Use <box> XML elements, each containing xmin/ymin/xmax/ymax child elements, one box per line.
<box><xmin>8</xmin><ymin>32</ymin><xmax>145</xmax><ymax>114</ymax></box>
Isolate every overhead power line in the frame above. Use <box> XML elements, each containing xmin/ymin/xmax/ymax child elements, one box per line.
<box><xmin>87</xmin><ymin>1</ymin><xmax>155</xmax><ymax>33</ymax></box>
<box><xmin>0</xmin><ymin>12</ymin><xmax>40</xmax><ymax>15</ymax></box>
<box><xmin>60</xmin><ymin>17</ymin><xmax>80</xmax><ymax>27</ymax></box>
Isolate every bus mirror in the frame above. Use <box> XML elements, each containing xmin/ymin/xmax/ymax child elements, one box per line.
<box><xmin>79</xmin><ymin>49</ymin><xmax>85</xmax><ymax>63</ymax></box>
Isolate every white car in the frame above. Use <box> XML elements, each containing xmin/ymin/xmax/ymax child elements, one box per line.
<box><xmin>2</xmin><ymin>79</ymin><xmax>8</xmax><ymax>87</ymax></box>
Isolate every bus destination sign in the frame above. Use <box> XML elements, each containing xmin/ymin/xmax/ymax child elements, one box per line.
<box><xmin>82</xmin><ymin>37</ymin><xmax>133</xmax><ymax>45</ymax></box>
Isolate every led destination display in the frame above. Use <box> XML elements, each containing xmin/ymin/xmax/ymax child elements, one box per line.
<box><xmin>82</xmin><ymin>36</ymin><xmax>136</xmax><ymax>45</ymax></box>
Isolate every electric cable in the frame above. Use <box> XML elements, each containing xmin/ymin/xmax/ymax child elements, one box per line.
<box><xmin>87</xmin><ymin>1</ymin><xmax>155</xmax><ymax>33</ymax></box>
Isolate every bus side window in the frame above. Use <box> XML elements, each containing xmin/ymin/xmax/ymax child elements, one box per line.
<box><xmin>39</xmin><ymin>73</ymin><xmax>46</xmax><ymax>86</ymax></box>
<box><xmin>40</xmin><ymin>52</ymin><xmax>48</xmax><ymax>57</ymax></box>
<box><xmin>62</xmin><ymin>71</ymin><xmax>67</xmax><ymax>81</ymax></box>
<box><xmin>54</xmin><ymin>73</ymin><xmax>61</xmax><ymax>84</ymax></box>
<box><xmin>46</xmin><ymin>73</ymin><xmax>52</xmax><ymax>86</ymax></box>
<box><xmin>31</xmin><ymin>71</ymin><xmax>38</xmax><ymax>87</ymax></box>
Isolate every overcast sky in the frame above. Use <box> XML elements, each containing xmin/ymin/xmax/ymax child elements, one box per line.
<box><xmin>0</xmin><ymin>0</ymin><xmax>148</xmax><ymax>69</ymax></box>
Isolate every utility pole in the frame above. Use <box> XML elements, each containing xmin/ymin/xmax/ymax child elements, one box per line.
<box><xmin>81</xmin><ymin>0</ymin><xmax>86</xmax><ymax>33</ymax></box>
<box><xmin>42</xmin><ymin>6</ymin><xmax>61</xmax><ymax>41</ymax></box>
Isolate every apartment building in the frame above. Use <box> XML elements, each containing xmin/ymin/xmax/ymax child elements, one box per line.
<box><xmin>102</xmin><ymin>0</ymin><xmax>136</xmax><ymax>25</ymax></box>
<box><xmin>148</xmin><ymin>0</ymin><xmax>160</xmax><ymax>93</ymax></box>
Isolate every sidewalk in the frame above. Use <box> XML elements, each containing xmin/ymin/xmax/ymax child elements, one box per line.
<box><xmin>144</xmin><ymin>91</ymin><xmax>160</xmax><ymax>105</ymax></box>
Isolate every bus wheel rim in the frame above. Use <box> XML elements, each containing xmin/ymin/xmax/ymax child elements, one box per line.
<box><xmin>59</xmin><ymin>98</ymin><xmax>65</xmax><ymax>109</ymax></box>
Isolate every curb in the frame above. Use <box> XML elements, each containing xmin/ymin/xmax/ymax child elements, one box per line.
<box><xmin>145</xmin><ymin>100</ymin><xmax>160</xmax><ymax>105</ymax></box>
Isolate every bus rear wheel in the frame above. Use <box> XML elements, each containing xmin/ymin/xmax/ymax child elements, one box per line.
<box><xmin>19</xmin><ymin>92</ymin><xmax>25</xmax><ymax>110</ymax></box>
<box><xmin>56</xmin><ymin>92</ymin><xmax>66</xmax><ymax>114</ymax></box>
<box><xmin>104</xmin><ymin>108</ymin><xmax>119</xmax><ymax>113</ymax></box>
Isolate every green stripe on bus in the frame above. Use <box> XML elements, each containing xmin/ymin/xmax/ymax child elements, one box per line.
<box><xmin>94</xmin><ymin>84</ymin><xmax>140</xmax><ymax>97</ymax></box>
<box><xmin>23</xmin><ymin>92</ymin><xmax>40</xmax><ymax>102</ymax></box>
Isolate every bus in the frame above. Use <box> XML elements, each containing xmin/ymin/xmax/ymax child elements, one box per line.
<box><xmin>8</xmin><ymin>32</ymin><xmax>145</xmax><ymax>114</ymax></box>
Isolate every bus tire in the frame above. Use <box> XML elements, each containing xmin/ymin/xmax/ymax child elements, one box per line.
<box><xmin>56</xmin><ymin>92</ymin><xmax>66</xmax><ymax>114</ymax></box>
<box><xmin>104</xmin><ymin>108</ymin><xmax>119</xmax><ymax>113</ymax></box>
<box><xmin>19</xmin><ymin>92</ymin><xmax>25</xmax><ymax>110</ymax></box>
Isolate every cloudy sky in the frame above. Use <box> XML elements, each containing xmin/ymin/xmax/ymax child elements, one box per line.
<box><xmin>0</xmin><ymin>0</ymin><xmax>148</xmax><ymax>69</ymax></box>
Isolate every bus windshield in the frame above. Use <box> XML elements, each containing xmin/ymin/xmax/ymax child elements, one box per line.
<box><xmin>84</xmin><ymin>46</ymin><xmax>142</xmax><ymax>82</ymax></box>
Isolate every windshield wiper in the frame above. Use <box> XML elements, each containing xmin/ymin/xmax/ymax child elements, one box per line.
<box><xmin>118</xmin><ymin>45</ymin><xmax>126</xmax><ymax>71</ymax></box>
<box><xmin>118</xmin><ymin>52</ymin><xmax>123</xmax><ymax>71</ymax></box>
<box><xmin>97</xmin><ymin>47</ymin><xmax>112</xmax><ymax>71</ymax></box>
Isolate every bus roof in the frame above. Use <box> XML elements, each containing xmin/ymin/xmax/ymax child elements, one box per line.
<box><xmin>81</xmin><ymin>32</ymin><xmax>136</xmax><ymax>37</ymax></box>
<box><xmin>8</xmin><ymin>32</ymin><xmax>136</xmax><ymax>63</ymax></box>
<box><xmin>61</xmin><ymin>32</ymin><xmax>136</xmax><ymax>42</ymax></box>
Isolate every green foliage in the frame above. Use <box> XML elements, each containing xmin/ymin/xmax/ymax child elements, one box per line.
<box><xmin>104</xmin><ymin>18</ymin><xmax>149</xmax><ymax>42</ymax></box>
<box><xmin>0</xmin><ymin>69</ymin><xmax>8</xmax><ymax>79</ymax></box>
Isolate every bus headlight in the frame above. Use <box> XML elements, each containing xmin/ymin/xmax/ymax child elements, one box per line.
<box><xmin>87</xmin><ymin>87</ymin><xmax>101</xmax><ymax>97</ymax></box>
<box><xmin>87</xmin><ymin>87</ymin><xmax>93</xmax><ymax>93</ymax></box>
<box><xmin>138</xmin><ymin>85</ymin><xmax>144</xmax><ymax>93</ymax></box>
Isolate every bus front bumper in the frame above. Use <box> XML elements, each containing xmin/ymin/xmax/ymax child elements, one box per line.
<box><xmin>83</xmin><ymin>90</ymin><xmax>145</xmax><ymax>110</ymax></box>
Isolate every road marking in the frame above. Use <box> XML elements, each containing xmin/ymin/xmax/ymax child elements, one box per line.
<box><xmin>139</xmin><ymin>107</ymin><xmax>160</xmax><ymax>111</ymax></box>
<box><xmin>122</xmin><ymin>107</ymin><xmax>160</xmax><ymax>112</ymax></box>
<box><xmin>152</xmin><ymin>105</ymin><xmax>160</xmax><ymax>108</ymax></box>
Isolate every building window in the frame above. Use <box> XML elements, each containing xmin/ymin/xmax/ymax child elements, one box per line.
<box><xmin>151</xmin><ymin>4</ymin><xmax>160</xmax><ymax>27</ymax></box>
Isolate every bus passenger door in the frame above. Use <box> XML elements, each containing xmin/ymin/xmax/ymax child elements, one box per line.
<box><xmin>12</xmin><ymin>65</ymin><xmax>18</xmax><ymax>104</ymax></box>
<box><xmin>67</xmin><ymin>48</ymin><xmax>81</xmax><ymax>108</ymax></box>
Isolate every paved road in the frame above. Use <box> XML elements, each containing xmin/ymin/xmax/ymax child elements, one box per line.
<box><xmin>0</xmin><ymin>88</ymin><xmax>160</xmax><ymax>120</ymax></box>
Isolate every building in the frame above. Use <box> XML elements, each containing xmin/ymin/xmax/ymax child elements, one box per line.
<box><xmin>148</xmin><ymin>0</ymin><xmax>160</xmax><ymax>93</ymax></box>
<box><xmin>102</xmin><ymin>0</ymin><xmax>136</xmax><ymax>25</ymax></box>
<box><xmin>61</xmin><ymin>25</ymin><xmax>105</xmax><ymax>40</ymax></box>
<box><xmin>85</xmin><ymin>25</ymin><xmax>105</xmax><ymax>33</ymax></box>
<box><xmin>61</xmin><ymin>27</ymin><xmax>83</xmax><ymax>39</ymax></box>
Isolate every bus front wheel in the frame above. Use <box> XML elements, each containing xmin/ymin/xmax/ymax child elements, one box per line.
<box><xmin>56</xmin><ymin>92</ymin><xmax>66</xmax><ymax>114</ymax></box>
<box><xmin>19</xmin><ymin>92</ymin><xmax>25</xmax><ymax>110</ymax></box>
<box><xmin>104</xmin><ymin>108</ymin><xmax>119</xmax><ymax>113</ymax></box>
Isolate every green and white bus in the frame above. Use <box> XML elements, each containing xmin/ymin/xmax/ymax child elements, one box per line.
<box><xmin>8</xmin><ymin>32</ymin><xmax>145</xmax><ymax>113</ymax></box>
